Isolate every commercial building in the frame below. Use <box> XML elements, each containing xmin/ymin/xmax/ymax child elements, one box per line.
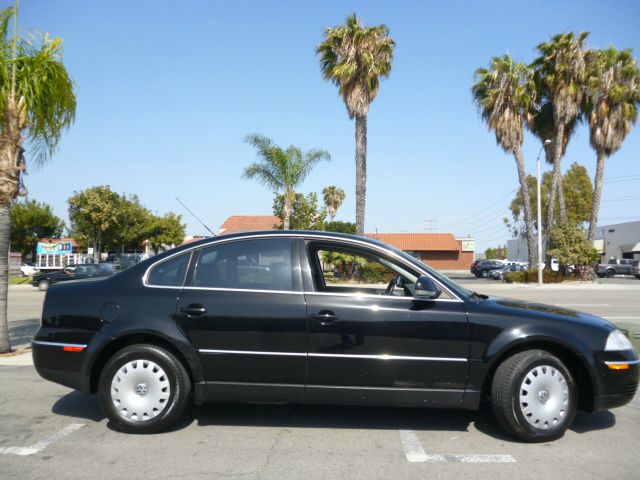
<box><xmin>594</xmin><ymin>220</ymin><xmax>640</xmax><ymax>260</ymax></box>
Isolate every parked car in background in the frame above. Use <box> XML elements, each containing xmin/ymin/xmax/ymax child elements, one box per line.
<box><xmin>20</xmin><ymin>263</ymin><xmax>39</xmax><ymax>277</ymax></box>
<box><xmin>489</xmin><ymin>263</ymin><xmax>524</xmax><ymax>280</ymax></box>
<box><xmin>632</xmin><ymin>260</ymin><xmax>640</xmax><ymax>279</ymax></box>
<box><xmin>596</xmin><ymin>258</ymin><xmax>634</xmax><ymax>278</ymax></box>
<box><xmin>470</xmin><ymin>259</ymin><xmax>483</xmax><ymax>276</ymax></box>
<box><xmin>30</xmin><ymin>263</ymin><xmax>115</xmax><ymax>291</ymax></box>
<box><xmin>105</xmin><ymin>253</ymin><xmax>145</xmax><ymax>271</ymax></box>
<box><xmin>32</xmin><ymin>231</ymin><xmax>639</xmax><ymax>442</ymax></box>
<box><xmin>475</xmin><ymin>259</ymin><xmax>505</xmax><ymax>278</ymax></box>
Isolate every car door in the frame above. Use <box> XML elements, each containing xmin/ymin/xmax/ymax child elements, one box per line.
<box><xmin>176</xmin><ymin>236</ymin><xmax>308</xmax><ymax>402</ymax></box>
<box><xmin>300</xmin><ymin>238</ymin><xmax>469</xmax><ymax>408</ymax></box>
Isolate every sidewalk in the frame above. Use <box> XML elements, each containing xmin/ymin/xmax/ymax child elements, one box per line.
<box><xmin>0</xmin><ymin>349</ymin><xmax>33</xmax><ymax>366</ymax></box>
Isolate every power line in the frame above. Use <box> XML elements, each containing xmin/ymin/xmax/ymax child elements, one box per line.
<box><xmin>440</xmin><ymin>187</ymin><xmax>518</xmax><ymax>228</ymax></box>
<box><xmin>424</xmin><ymin>218</ymin><xmax>439</xmax><ymax>233</ymax></box>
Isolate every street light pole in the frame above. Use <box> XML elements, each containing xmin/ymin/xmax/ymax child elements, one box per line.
<box><xmin>537</xmin><ymin>140</ymin><xmax>552</xmax><ymax>286</ymax></box>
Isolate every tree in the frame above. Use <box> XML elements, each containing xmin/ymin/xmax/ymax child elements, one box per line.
<box><xmin>322</xmin><ymin>185</ymin><xmax>346</xmax><ymax>221</ymax></box>
<box><xmin>145</xmin><ymin>212</ymin><xmax>186</xmax><ymax>254</ymax></box>
<box><xmin>68</xmin><ymin>186</ymin><xmax>122</xmax><ymax>262</ymax></box>
<box><xmin>243</xmin><ymin>133</ymin><xmax>330</xmax><ymax>230</ymax></box>
<box><xmin>110</xmin><ymin>194</ymin><xmax>152</xmax><ymax>253</ymax></box>
<box><xmin>0</xmin><ymin>5</ymin><xmax>76</xmax><ymax>353</ymax></box>
<box><xmin>505</xmin><ymin>162</ymin><xmax>594</xmax><ymax>236</ymax></box>
<box><xmin>273</xmin><ymin>192</ymin><xmax>327</xmax><ymax>230</ymax></box>
<box><xmin>324</xmin><ymin>220</ymin><xmax>356</xmax><ymax>234</ymax></box>
<box><xmin>472</xmin><ymin>55</ymin><xmax>538</xmax><ymax>266</ymax></box>
<box><xmin>547</xmin><ymin>221</ymin><xmax>599</xmax><ymax>280</ymax></box>
<box><xmin>532</xmin><ymin>32</ymin><xmax>589</xmax><ymax>225</ymax></box>
<box><xmin>317</xmin><ymin>14</ymin><xmax>395</xmax><ymax>235</ymax></box>
<box><xmin>485</xmin><ymin>245</ymin><xmax>507</xmax><ymax>260</ymax></box>
<box><xmin>10</xmin><ymin>199</ymin><xmax>63</xmax><ymax>259</ymax></box>
<box><xmin>527</xmin><ymin>101</ymin><xmax>578</xmax><ymax>221</ymax></box>
<box><xmin>584</xmin><ymin>47</ymin><xmax>640</xmax><ymax>240</ymax></box>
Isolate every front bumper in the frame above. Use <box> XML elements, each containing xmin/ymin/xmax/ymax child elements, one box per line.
<box><xmin>591</xmin><ymin>350</ymin><xmax>639</xmax><ymax>411</ymax></box>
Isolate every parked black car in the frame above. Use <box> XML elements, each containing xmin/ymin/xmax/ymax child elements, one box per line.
<box><xmin>475</xmin><ymin>259</ymin><xmax>505</xmax><ymax>278</ymax></box>
<box><xmin>31</xmin><ymin>263</ymin><xmax>115</xmax><ymax>291</ymax></box>
<box><xmin>32</xmin><ymin>231</ymin><xmax>638</xmax><ymax>442</ymax></box>
<box><xmin>469</xmin><ymin>259</ymin><xmax>483</xmax><ymax>276</ymax></box>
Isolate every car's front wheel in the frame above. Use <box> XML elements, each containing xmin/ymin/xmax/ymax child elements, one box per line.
<box><xmin>98</xmin><ymin>344</ymin><xmax>191</xmax><ymax>433</ymax></box>
<box><xmin>491</xmin><ymin>350</ymin><xmax>577</xmax><ymax>442</ymax></box>
<box><xmin>38</xmin><ymin>280</ymin><xmax>49</xmax><ymax>291</ymax></box>
<box><xmin>481</xmin><ymin>270</ymin><xmax>489</xmax><ymax>278</ymax></box>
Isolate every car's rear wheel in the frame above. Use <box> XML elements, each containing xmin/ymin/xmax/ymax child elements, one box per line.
<box><xmin>605</xmin><ymin>270</ymin><xmax>615</xmax><ymax>278</ymax></box>
<box><xmin>98</xmin><ymin>344</ymin><xmax>191</xmax><ymax>434</ymax></box>
<box><xmin>491</xmin><ymin>350</ymin><xmax>577</xmax><ymax>442</ymax></box>
<box><xmin>38</xmin><ymin>280</ymin><xmax>49</xmax><ymax>291</ymax></box>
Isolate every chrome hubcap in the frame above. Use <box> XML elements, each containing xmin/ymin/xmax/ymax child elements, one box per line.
<box><xmin>519</xmin><ymin>365</ymin><xmax>569</xmax><ymax>429</ymax></box>
<box><xmin>110</xmin><ymin>360</ymin><xmax>170</xmax><ymax>422</ymax></box>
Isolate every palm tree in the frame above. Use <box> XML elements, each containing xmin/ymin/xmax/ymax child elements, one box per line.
<box><xmin>472</xmin><ymin>55</ymin><xmax>538</xmax><ymax>266</ymax></box>
<box><xmin>532</xmin><ymin>32</ymin><xmax>589</xmax><ymax>226</ymax></box>
<box><xmin>243</xmin><ymin>134</ymin><xmax>330</xmax><ymax>230</ymax></box>
<box><xmin>317</xmin><ymin>14</ymin><xmax>395</xmax><ymax>235</ymax></box>
<box><xmin>585</xmin><ymin>47</ymin><xmax>640</xmax><ymax>241</ymax></box>
<box><xmin>0</xmin><ymin>5</ymin><xmax>76</xmax><ymax>353</ymax></box>
<box><xmin>322</xmin><ymin>186</ymin><xmax>346</xmax><ymax>221</ymax></box>
<box><xmin>528</xmin><ymin>101</ymin><xmax>578</xmax><ymax>226</ymax></box>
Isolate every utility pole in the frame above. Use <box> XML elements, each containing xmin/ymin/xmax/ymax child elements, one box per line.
<box><xmin>425</xmin><ymin>218</ymin><xmax>439</xmax><ymax>233</ymax></box>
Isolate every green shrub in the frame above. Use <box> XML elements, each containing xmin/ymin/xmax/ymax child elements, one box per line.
<box><xmin>504</xmin><ymin>270</ymin><xmax>566</xmax><ymax>283</ymax></box>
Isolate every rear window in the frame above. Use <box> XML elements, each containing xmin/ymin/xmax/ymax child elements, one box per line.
<box><xmin>147</xmin><ymin>253</ymin><xmax>190</xmax><ymax>287</ymax></box>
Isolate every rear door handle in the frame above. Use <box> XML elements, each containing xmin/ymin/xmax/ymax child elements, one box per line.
<box><xmin>310</xmin><ymin>310</ymin><xmax>338</xmax><ymax>325</ymax></box>
<box><xmin>180</xmin><ymin>304</ymin><xmax>207</xmax><ymax>316</ymax></box>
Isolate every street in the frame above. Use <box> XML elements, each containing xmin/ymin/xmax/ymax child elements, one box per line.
<box><xmin>2</xmin><ymin>281</ymin><xmax>640</xmax><ymax>479</ymax></box>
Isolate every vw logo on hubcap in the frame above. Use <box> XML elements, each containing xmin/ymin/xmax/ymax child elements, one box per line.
<box><xmin>135</xmin><ymin>383</ymin><xmax>149</xmax><ymax>396</ymax></box>
<box><xmin>538</xmin><ymin>389</ymin><xmax>549</xmax><ymax>404</ymax></box>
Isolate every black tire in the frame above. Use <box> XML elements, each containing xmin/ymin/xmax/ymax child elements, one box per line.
<box><xmin>98</xmin><ymin>344</ymin><xmax>191</xmax><ymax>434</ymax></box>
<box><xmin>38</xmin><ymin>280</ymin><xmax>49</xmax><ymax>291</ymax></box>
<box><xmin>481</xmin><ymin>270</ymin><xmax>489</xmax><ymax>278</ymax></box>
<box><xmin>491</xmin><ymin>350</ymin><xmax>577</xmax><ymax>442</ymax></box>
<box><xmin>605</xmin><ymin>270</ymin><xmax>615</xmax><ymax>278</ymax></box>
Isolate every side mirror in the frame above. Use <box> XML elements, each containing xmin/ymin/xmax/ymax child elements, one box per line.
<box><xmin>414</xmin><ymin>275</ymin><xmax>441</xmax><ymax>299</ymax></box>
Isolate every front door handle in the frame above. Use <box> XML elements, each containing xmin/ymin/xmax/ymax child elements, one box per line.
<box><xmin>180</xmin><ymin>304</ymin><xmax>207</xmax><ymax>316</ymax></box>
<box><xmin>310</xmin><ymin>310</ymin><xmax>338</xmax><ymax>325</ymax></box>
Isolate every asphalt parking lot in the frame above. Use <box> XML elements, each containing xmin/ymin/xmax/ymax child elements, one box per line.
<box><xmin>2</xmin><ymin>282</ymin><xmax>640</xmax><ymax>479</ymax></box>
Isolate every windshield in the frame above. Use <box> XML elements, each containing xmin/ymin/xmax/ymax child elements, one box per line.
<box><xmin>382</xmin><ymin>242</ymin><xmax>474</xmax><ymax>299</ymax></box>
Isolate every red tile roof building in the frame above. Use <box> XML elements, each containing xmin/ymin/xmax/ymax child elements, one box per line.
<box><xmin>217</xmin><ymin>217</ymin><xmax>474</xmax><ymax>270</ymax></box>
<box><xmin>219</xmin><ymin>215</ymin><xmax>281</xmax><ymax>235</ymax></box>
<box><xmin>368</xmin><ymin>233</ymin><xmax>474</xmax><ymax>270</ymax></box>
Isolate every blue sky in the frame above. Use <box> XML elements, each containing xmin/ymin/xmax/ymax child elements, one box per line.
<box><xmin>19</xmin><ymin>0</ymin><xmax>640</xmax><ymax>252</ymax></box>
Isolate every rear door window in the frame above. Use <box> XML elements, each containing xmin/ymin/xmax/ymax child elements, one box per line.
<box><xmin>147</xmin><ymin>252</ymin><xmax>191</xmax><ymax>287</ymax></box>
<box><xmin>193</xmin><ymin>238</ymin><xmax>293</xmax><ymax>291</ymax></box>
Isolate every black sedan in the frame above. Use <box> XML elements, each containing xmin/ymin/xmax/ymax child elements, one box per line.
<box><xmin>31</xmin><ymin>263</ymin><xmax>115</xmax><ymax>291</ymax></box>
<box><xmin>31</xmin><ymin>231</ymin><xmax>639</xmax><ymax>441</ymax></box>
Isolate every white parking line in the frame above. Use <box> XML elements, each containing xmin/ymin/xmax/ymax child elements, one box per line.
<box><xmin>399</xmin><ymin>430</ymin><xmax>516</xmax><ymax>464</ymax></box>
<box><xmin>399</xmin><ymin>429</ymin><xmax>428</xmax><ymax>462</ymax></box>
<box><xmin>0</xmin><ymin>423</ymin><xmax>85</xmax><ymax>456</ymax></box>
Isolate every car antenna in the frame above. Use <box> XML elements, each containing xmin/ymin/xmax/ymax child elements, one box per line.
<box><xmin>175</xmin><ymin>197</ymin><xmax>216</xmax><ymax>237</ymax></box>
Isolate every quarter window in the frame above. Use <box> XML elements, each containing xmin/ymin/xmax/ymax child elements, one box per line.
<box><xmin>147</xmin><ymin>252</ymin><xmax>190</xmax><ymax>287</ymax></box>
<box><xmin>194</xmin><ymin>238</ymin><xmax>293</xmax><ymax>291</ymax></box>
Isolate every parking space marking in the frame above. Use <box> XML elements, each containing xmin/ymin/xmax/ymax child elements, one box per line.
<box><xmin>399</xmin><ymin>430</ymin><xmax>516</xmax><ymax>464</ymax></box>
<box><xmin>0</xmin><ymin>423</ymin><xmax>85</xmax><ymax>456</ymax></box>
<box><xmin>399</xmin><ymin>430</ymin><xmax>428</xmax><ymax>462</ymax></box>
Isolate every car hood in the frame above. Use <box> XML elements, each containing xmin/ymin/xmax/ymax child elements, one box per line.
<box><xmin>479</xmin><ymin>295</ymin><xmax>615</xmax><ymax>330</ymax></box>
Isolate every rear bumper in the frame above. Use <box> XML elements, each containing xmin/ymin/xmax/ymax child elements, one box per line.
<box><xmin>32</xmin><ymin>340</ymin><xmax>91</xmax><ymax>392</ymax></box>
